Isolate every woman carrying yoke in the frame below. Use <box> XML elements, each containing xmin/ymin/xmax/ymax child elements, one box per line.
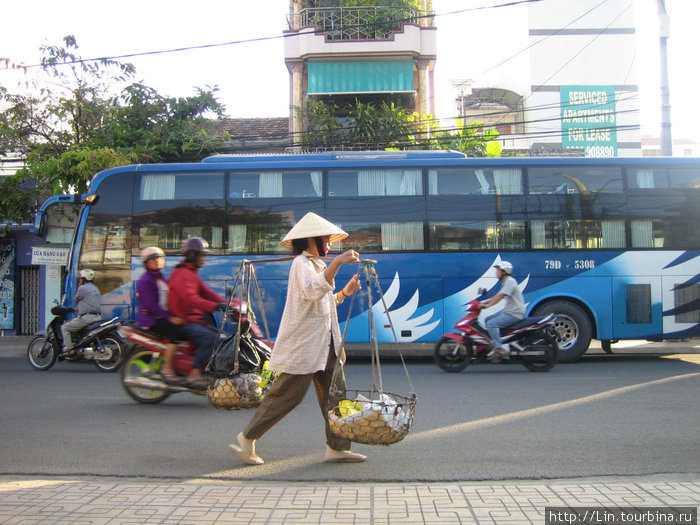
<box><xmin>229</xmin><ymin>212</ymin><xmax>366</xmax><ymax>464</ymax></box>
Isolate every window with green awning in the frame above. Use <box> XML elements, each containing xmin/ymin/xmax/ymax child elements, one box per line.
<box><xmin>308</xmin><ymin>61</ymin><xmax>414</xmax><ymax>94</ymax></box>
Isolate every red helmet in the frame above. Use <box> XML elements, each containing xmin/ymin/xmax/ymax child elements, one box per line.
<box><xmin>181</xmin><ymin>237</ymin><xmax>211</xmax><ymax>254</ymax></box>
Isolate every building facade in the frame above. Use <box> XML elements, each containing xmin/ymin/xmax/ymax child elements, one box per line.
<box><xmin>452</xmin><ymin>0</ymin><xmax>642</xmax><ymax>157</ymax></box>
<box><xmin>284</xmin><ymin>0</ymin><xmax>436</xmax><ymax>148</ymax></box>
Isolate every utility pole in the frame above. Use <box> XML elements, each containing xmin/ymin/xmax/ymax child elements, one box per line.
<box><xmin>657</xmin><ymin>0</ymin><xmax>672</xmax><ymax>156</ymax></box>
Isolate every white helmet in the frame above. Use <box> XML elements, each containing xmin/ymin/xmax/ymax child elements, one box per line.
<box><xmin>494</xmin><ymin>261</ymin><xmax>513</xmax><ymax>275</ymax></box>
<box><xmin>80</xmin><ymin>269</ymin><xmax>96</xmax><ymax>281</ymax></box>
<box><xmin>141</xmin><ymin>246</ymin><xmax>165</xmax><ymax>264</ymax></box>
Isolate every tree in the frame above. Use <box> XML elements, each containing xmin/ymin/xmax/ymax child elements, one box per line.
<box><xmin>300</xmin><ymin>98</ymin><xmax>502</xmax><ymax>154</ymax></box>
<box><xmin>431</xmin><ymin>118</ymin><xmax>502</xmax><ymax>156</ymax></box>
<box><xmin>0</xmin><ymin>36</ymin><xmax>230</xmax><ymax>225</ymax></box>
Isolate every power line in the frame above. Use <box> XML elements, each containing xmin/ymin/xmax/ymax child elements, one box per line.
<box><xmin>480</xmin><ymin>0</ymin><xmax>611</xmax><ymax>75</ymax></box>
<box><xmin>489</xmin><ymin>0</ymin><xmax>636</xmax><ymax>130</ymax></box>
<box><xmin>0</xmin><ymin>0</ymin><xmax>545</xmax><ymax>72</ymax></box>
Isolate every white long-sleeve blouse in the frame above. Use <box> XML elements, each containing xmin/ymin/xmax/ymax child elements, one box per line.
<box><xmin>268</xmin><ymin>253</ymin><xmax>344</xmax><ymax>375</ymax></box>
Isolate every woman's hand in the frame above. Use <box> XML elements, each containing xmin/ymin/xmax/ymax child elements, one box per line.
<box><xmin>341</xmin><ymin>274</ymin><xmax>361</xmax><ymax>297</ymax></box>
<box><xmin>335</xmin><ymin>249</ymin><xmax>360</xmax><ymax>265</ymax></box>
<box><xmin>324</xmin><ymin>249</ymin><xmax>360</xmax><ymax>286</ymax></box>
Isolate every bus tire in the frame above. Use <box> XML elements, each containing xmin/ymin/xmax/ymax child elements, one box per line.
<box><xmin>533</xmin><ymin>301</ymin><xmax>591</xmax><ymax>363</ymax></box>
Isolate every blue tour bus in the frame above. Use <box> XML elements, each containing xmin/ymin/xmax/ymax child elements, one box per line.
<box><xmin>35</xmin><ymin>151</ymin><xmax>700</xmax><ymax>362</ymax></box>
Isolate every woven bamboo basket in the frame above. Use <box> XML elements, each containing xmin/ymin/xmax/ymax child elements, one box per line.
<box><xmin>327</xmin><ymin>390</ymin><xmax>417</xmax><ymax>445</ymax></box>
<box><xmin>207</xmin><ymin>373</ymin><xmax>267</xmax><ymax>410</ymax></box>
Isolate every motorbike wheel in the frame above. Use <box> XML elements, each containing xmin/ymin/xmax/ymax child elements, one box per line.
<box><xmin>93</xmin><ymin>335</ymin><xmax>125</xmax><ymax>372</ymax></box>
<box><xmin>520</xmin><ymin>331</ymin><xmax>559</xmax><ymax>372</ymax></box>
<box><xmin>27</xmin><ymin>335</ymin><xmax>57</xmax><ymax>371</ymax></box>
<box><xmin>433</xmin><ymin>337</ymin><xmax>473</xmax><ymax>372</ymax></box>
<box><xmin>121</xmin><ymin>346</ymin><xmax>170</xmax><ymax>404</ymax></box>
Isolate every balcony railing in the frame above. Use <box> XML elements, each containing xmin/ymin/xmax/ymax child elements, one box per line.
<box><xmin>289</xmin><ymin>6</ymin><xmax>424</xmax><ymax>40</ymax></box>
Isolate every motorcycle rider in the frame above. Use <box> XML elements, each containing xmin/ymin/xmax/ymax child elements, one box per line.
<box><xmin>480</xmin><ymin>261</ymin><xmax>525</xmax><ymax>362</ymax></box>
<box><xmin>136</xmin><ymin>247</ymin><xmax>187</xmax><ymax>384</ymax></box>
<box><xmin>167</xmin><ymin>237</ymin><xmax>227</xmax><ymax>388</ymax></box>
<box><xmin>60</xmin><ymin>269</ymin><xmax>102</xmax><ymax>356</ymax></box>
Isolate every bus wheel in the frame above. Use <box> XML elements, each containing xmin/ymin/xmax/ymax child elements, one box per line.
<box><xmin>533</xmin><ymin>301</ymin><xmax>591</xmax><ymax>363</ymax></box>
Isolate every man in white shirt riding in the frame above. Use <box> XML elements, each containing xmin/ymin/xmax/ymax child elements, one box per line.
<box><xmin>480</xmin><ymin>261</ymin><xmax>525</xmax><ymax>361</ymax></box>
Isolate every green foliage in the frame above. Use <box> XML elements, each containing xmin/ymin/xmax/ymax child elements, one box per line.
<box><xmin>347</xmin><ymin>100</ymin><xmax>382</xmax><ymax>146</ymax></box>
<box><xmin>430</xmin><ymin>118</ymin><xmax>501</xmax><ymax>156</ymax></box>
<box><xmin>306</xmin><ymin>99</ymin><xmax>340</xmax><ymax>148</ymax></box>
<box><xmin>302</xmin><ymin>99</ymin><xmax>501</xmax><ymax>156</ymax></box>
<box><xmin>0</xmin><ymin>173</ymin><xmax>36</xmax><ymax>227</ymax></box>
<box><xmin>25</xmin><ymin>148</ymin><xmax>139</xmax><ymax>197</ymax></box>
<box><xmin>95</xmin><ymin>83</ymin><xmax>228</xmax><ymax>162</ymax></box>
<box><xmin>0</xmin><ymin>36</ymin><xmax>230</xmax><ymax>225</ymax></box>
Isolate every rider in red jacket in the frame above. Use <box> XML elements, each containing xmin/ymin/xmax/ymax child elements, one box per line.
<box><xmin>168</xmin><ymin>237</ymin><xmax>226</xmax><ymax>388</ymax></box>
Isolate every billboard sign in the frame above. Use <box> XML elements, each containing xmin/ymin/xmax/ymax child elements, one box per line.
<box><xmin>561</xmin><ymin>85</ymin><xmax>617</xmax><ymax>157</ymax></box>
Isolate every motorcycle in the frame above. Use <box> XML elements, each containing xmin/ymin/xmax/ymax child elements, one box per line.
<box><xmin>433</xmin><ymin>290</ymin><xmax>560</xmax><ymax>373</ymax></box>
<box><xmin>27</xmin><ymin>304</ymin><xmax>125</xmax><ymax>372</ymax></box>
<box><xmin>120</xmin><ymin>300</ymin><xmax>272</xmax><ymax>404</ymax></box>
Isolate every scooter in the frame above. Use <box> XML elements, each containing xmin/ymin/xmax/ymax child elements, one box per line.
<box><xmin>433</xmin><ymin>290</ymin><xmax>559</xmax><ymax>373</ymax></box>
<box><xmin>27</xmin><ymin>304</ymin><xmax>124</xmax><ymax>372</ymax></box>
<box><xmin>120</xmin><ymin>300</ymin><xmax>272</xmax><ymax>404</ymax></box>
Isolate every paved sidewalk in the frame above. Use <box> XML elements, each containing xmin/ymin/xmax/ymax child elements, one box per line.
<box><xmin>0</xmin><ymin>475</ymin><xmax>698</xmax><ymax>524</ymax></box>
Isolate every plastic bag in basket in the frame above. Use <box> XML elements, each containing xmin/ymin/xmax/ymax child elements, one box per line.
<box><xmin>328</xmin><ymin>392</ymin><xmax>412</xmax><ymax>445</ymax></box>
<box><xmin>208</xmin><ymin>365</ymin><xmax>275</xmax><ymax>410</ymax></box>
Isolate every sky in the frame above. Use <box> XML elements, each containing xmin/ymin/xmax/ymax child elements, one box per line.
<box><xmin>2</xmin><ymin>0</ymin><xmax>698</xmax><ymax>145</ymax></box>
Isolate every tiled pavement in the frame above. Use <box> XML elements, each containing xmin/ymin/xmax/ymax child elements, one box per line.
<box><xmin>0</xmin><ymin>476</ymin><xmax>698</xmax><ymax>524</ymax></box>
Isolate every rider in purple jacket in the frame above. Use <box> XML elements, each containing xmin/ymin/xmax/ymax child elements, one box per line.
<box><xmin>136</xmin><ymin>247</ymin><xmax>186</xmax><ymax>383</ymax></box>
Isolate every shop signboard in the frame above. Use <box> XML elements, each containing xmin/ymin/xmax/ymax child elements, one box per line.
<box><xmin>31</xmin><ymin>246</ymin><xmax>69</xmax><ymax>266</ymax></box>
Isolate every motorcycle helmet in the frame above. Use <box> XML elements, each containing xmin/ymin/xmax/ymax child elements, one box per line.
<box><xmin>494</xmin><ymin>261</ymin><xmax>513</xmax><ymax>275</ymax></box>
<box><xmin>79</xmin><ymin>268</ymin><xmax>96</xmax><ymax>281</ymax></box>
<box><xmin>141</xmin><ymin>246</ymin><xmax>165</xmax><ymax>264</ymax></box>
<box><xmin>181</xmin><ymin>237</ymin><xmax>212</xmax><ymax>255</ymax></box>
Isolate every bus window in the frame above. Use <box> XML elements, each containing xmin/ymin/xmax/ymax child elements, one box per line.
<box><xmin>137</xmin><ymin>225</ymin><xmax>224</xmax><ymax>253</ymax></box>
<box><xmin>225</xmin><ymin>209</ymin><xmax>300</xmax><ymax>254</ymax></box>
<box><xmin>80</xmin><ymin>224</ymin><xmax>129</xmax><ymax>265</ymax></box>
<box><xmin>45</xmin><ymin>204</ymin><xmax>79</xmax><ymax>244</ymax></box>
<box><xmin>226</xmin><ymin>221</ymin><xmax>290</xmax><ymax>254</ymax></box>
<box><xmin>328</xmin><ymin>169</ymin><xmax>422</xmax><ymax>196</ymax></box>
<box><xmin>631</xmin><ymin>219</ymin><xmax>700</xmax><ymax>249</ymax></box>
<box><xmin>429</xmin><ymin>221</ymin><xmax>526</xmax><ymax>251</ymax></box>
<box><xmin>228</xmin><ymin>171</ymin><xmax>322</xmax><ymax>198</ymax></box>
<box><xmin>627</xmin><ymin>168</ymin><xmax>669</xmax><ymax>189</ymax></box>
<box><xmin>528</xmin><ymin>167</ymin><xmax>623</xmax><ymax>194</ymax></box>
<box><xmin>140</xmin><ymin>172</ymin><xmax>224</xmax><ymax>200</ymax></box>
<box><xmin>333</xmin><ymin>221</ymin><xmax>423</xmax><ymax>252</ymax></box>
<box><xmin>428</xmin><ymin>168</ymin><xmax>523</xmax><ymax>195</ymax></box>
<box><xmin>530</xmin><ymin>220</ymin><xmax>625</xmax><ymax>249</ymax></box>
<box><xmin>668</xmin><ymin>168</ymin><xmax>700</xmax><ymax>189</ymax></box>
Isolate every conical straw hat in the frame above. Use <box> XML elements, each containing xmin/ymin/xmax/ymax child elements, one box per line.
<box><xmin>280</xmin><ymin>212</ymin><xmax>348</xmax><ymax>248</ymax></box>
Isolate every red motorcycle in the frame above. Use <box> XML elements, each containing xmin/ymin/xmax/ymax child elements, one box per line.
<box><xmin>120</xmin><ymin>300</ymin><xmax>270</xmax><ymax>404</ymax></box>
<box><xmin>433</xmin><ymin>290</ymin><xmax>559</xmax><ymax>373</ymax></box>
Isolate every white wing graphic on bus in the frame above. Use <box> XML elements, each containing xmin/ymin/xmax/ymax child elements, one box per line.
<box><xmin>371</xmin><ymin>272</ymin><xmax>440</xmax><ymax>342</ymax></box>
